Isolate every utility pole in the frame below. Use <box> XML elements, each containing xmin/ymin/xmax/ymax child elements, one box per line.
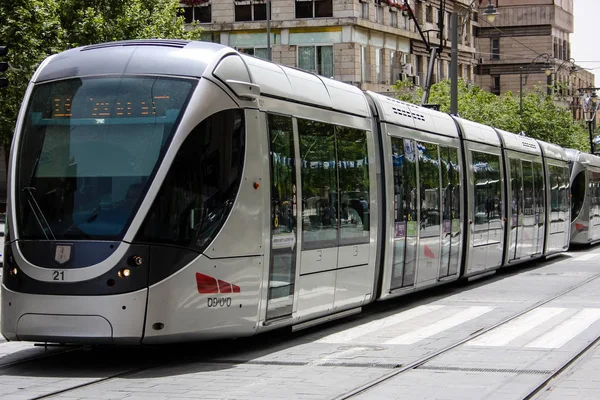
<box><xmin>266</xmin><ymin>0</ymin><xmax>271</xmax><ymax>61</ymax></box>
<box><xmin>450</xmin><ymin>12</ymin><xmax>458</xmax><ymax>115</ymax></box>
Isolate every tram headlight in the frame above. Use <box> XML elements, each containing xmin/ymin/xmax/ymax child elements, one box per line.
<box><xmin>118</xmin><ymin>268</ymin><xmax>131</xmax><ymax>279</ymax></box>
<box><xmin>9</xmin><ymin>267</ymin><xmax>17</xmax><ymax>276</ymax></box>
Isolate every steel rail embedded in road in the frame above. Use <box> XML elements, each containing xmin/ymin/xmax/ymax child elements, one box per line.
<box><xmin>334</xmin><ymin>267</ymin><xmax>600</xmax><ymax>400</ymax></box>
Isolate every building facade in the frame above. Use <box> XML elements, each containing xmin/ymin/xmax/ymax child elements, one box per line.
<box><xmin>475</xmin><ymin>0</ymin><xmax>594</xmax><ymax>119</ymax></box>
<box><xmin>183</xmin><ymin>0</ymin><xmax>479</xmax><ymax>94</ymax></box>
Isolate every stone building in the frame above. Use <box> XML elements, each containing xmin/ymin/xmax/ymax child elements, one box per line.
<box><xmin>475</xmin><ymin>0</ymin><xmax>594</xmax><ymax>120</ymax></box>
<box><xmin>183</xmin><ymin>0</ymin><xmax>479</xmax><ymax>94</ymax></box>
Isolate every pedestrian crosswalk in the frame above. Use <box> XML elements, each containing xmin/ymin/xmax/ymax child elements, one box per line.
<box><xmin>316</xmin><ymin>304</ymin><xmax>600</xmax><ymax>350</ymax></box>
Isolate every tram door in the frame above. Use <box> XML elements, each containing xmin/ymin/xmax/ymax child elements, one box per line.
<box><xmin>390</xmin><ymin>138</ymin><xmax>418</xmax><ymax>289</ymax></box>
<box><xmin>439</xmin><ymin>147</ymin><xmax>461</xmax><ymax>278</ymax></box>
<box><xmin>532</xmin><ymin>162</ymin><xmax>545</xmax><ymax>254</ymax></box>
<box><xmin>509</xmin><ymin>158</ymin><xmax>523</xmax><ymax>261</ymax></box>
<box><xmin>266</xmin><ymin>115</ymin><xmax>297</xmax><ymax>320</ymax></box>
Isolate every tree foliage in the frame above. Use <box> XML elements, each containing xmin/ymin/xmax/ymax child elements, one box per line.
<box><xmin>0</xmin><ymin>0</ymin><xmax>202</xmax><ymax>148</ymax></box>
<box><xmin>392</xmin><ymin>79</ymin><xmax>590</xmax><ymax>152</ymax></box>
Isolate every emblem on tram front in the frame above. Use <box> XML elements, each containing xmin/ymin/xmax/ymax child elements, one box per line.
<box><xmin>54</xmin><ymin>244</ymin><xmax>72</xmax><ymax>265</ymax></box>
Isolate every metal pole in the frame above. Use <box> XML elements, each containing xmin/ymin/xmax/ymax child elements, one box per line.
<box><xmin>519</xmin><ymin>67</ymin><xmax>523</xmax><ymax>133</ymax></box>
<box><xmin>267</xmin><ymin>0</ymin><xmax>271</xmax><ymax>61</ymax></box>
<box><xmin>450</xmin><ymin>12</ymin><xmax>458</xmax><ymax>115</ymax></box>
<box><xmin>589</xmin><ymin>120</ymin><xmax>594</xmax><ymax>154</ymax></box>
<box><xmin>421</xmin><ymin>47</ymin><xmax>438</xmax><ymax>105</ymax></box>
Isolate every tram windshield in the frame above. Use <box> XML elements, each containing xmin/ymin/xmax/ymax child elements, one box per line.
<box><xmin>16</xmin><ymin>76</ymin><xmax>195</xmax><ymax>240</ymax></box>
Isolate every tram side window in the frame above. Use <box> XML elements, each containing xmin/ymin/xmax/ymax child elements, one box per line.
<box><xmin>450</xmin><ymin>148</ymin><xmax>461</xmax><ymax>221</ymax></box>
<box><xmin>299</xmin><ymin>120</ymin><xmax>338</xmax><ymax>249</ymax></box>
<box><xmin>549</xmin><ymin>165</ymin><xmax>569</xmax><ymax>222</ymax></box>
<box><xmin>337</xmin><ymin>126</ymin><xmax>370</xmax><ymax>245</ymax></box>
<box><xmin>561</xmin><ymin>166</ymin><xmax>570</xmax><ymax>219</ymax></box>
<box><xmin>533</xmin><ymin>162</ymin><xmax>545</xmax><ymax>223</ymax></box>
<box><xmin>571</xmin><ymin>170</ymin><xmax>586</xmax><ymax>221</ymax></box>
<box><xmin>590</xmin><ymin>171</ymin><xmax>600</xmax><ymax>218</ymax></box>
<box><xmin>135</xmin><ymin>109</ymin><xmax>245</xmax><ymax>251</ymax></box>
<box><xmin>471</xmin><ymin>151</ymin><xmax>489</xmax><ymax>227</ymax></box>
<box><xmin>391</xmin><ymin>138</ymin><xmax>406</xmax><ymax>225</ymax></box>
<box><xmin>486</xmin><ymin>154</ymin><xmax>502</xmax><ymax>222</ymax></box>
<box><xmin>418</xmin><ymin>142</ymin><xmax>440</xmax><ymax>235</ymax></box>
<box><xmin>522</xmin><ymin>161</ymin><xmax>534</xmax><ymax>217</ymax></box>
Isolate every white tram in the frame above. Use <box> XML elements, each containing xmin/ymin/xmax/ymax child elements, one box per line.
<box><xmin>568</xmin><ymin>149</ymin><xmax>600</xmax><ymax>244</ymax></box>
<box><xmin>1</xmin><ymin>40</ymin><xmax>572</xmax><ymax>344</ymax></box>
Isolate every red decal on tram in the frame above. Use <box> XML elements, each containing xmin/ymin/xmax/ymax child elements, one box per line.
<box><xmin>424</xmin><ymin>245</ymin><xmax>435</xmax><ymax>259</ymax></box>
<box><xmin>197</xmin><ymin>273</ymin><xmax>241</xmax><ymax>294</ymax></box>
<box><xmin>196</xmin><ymin>273</ymin><xmax>219</xmax><ymax>293</ymax></box>
<box><xmin>218</xmin><ymin>280</ymin><xmax>233</xmax><ymax>293</ymax></box>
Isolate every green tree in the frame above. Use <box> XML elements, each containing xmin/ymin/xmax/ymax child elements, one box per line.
<box><xmin>0</xmin><ymin>0</ymin><xmax>202</xmax><ymax>150</ymax></box>
<box><xmin>392</xmin><ymin>79</ymin><xmax>589</xmax><ymax>151</ymax></box>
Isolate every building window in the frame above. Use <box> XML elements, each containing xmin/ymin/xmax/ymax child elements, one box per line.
<box><xmin>361</xmin><ymin>46</ymin><xmax>369</xmax><ymax>82</ymax></box>
<box><xmin>298</xmin><ymin>45</ymin><xmax>333</xmax><ymax>78</ymax></box>
<box><xmin>360</xmin><ymin>1</ymin><xmax>369</xmax><ymax>19</ymax></box>
<box><xmin>491</xmin><ymin>76</ymin><xmax>500</xmax><ymax>95</ymax></box>
<box><xmin>376</xmin><ymin>48</ymin><xmax>383</xmax><ymax>83</ymax></box>
<box><xmin>402</xmin><ymin>14</ymin><xmax>409</xmax><ymax>30</ymax></box>
<box><xmin>390</xmin><ymin>11</ymin><xmax>398</xmax><ymax>28</ymax></box>
<box><xmin>182</xmin><ymin>3</ymin><xmax>211</xmax><ymax>23</ymax></box>
<box><xmin>414</xmin><ymin>2</ymin><xmax>423</xmax><ymax>24</ymax></box>
<box><xmin>491</xmin><ymin>38</ymin><xmax>500</xmax><ymax>60</ymax></box>
<box><xmin>375</xmin><ymin>5</ymin><xmax>384</xmax><ymax>24</ymax></box>
<box><xmin>238</xmin><ymin>47</ymin><xmax>269</xmax><ymax>60</ymax></box>
<box><xmin>425</xmin><ymin>5</ymin><xmax>433</xmax><ymax>23</ymax></box>
<box><xmin>296</xmin><ymin>0</ymin><xmax>333</xmax><ymax>19</ymax></box>
<box><xmin>200</xmin><ymin>32</ymin><xmax>221</xmax><ymax>43</ymax></box>
<box><xmin>235</xmin><ymin>1</ymin><xmax>269</xmax><ymax>22</ymax></box>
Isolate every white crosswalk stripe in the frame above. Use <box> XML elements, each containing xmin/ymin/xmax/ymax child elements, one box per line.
<box><xmin>526</xmin><ymin>308</ymin><xmax>600</xmax><ymax>349</ymax></box>
<box><xmin>574</xmin><ymin>253</ymin><xmax>597</xmax><ymax>261</ymax></box>
<box><xmin>317</xmin><ymin>304</ymin><xmax>444</xmax><ymax>344</ymax></box>
<box><xmin>467</xmin><ymin>308</ymin><xmax>566</xmax><ymax>347</ymax></box>
<box><xmin>384</xmin><ymin>306</ymin><xmax>493</xmax><ymax>345</ymax></box>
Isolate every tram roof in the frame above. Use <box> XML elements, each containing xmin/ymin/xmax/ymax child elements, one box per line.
<box><xmin>33</xmin><ymin>39</ymin><xmax>371</xmax><ymax>118</ymax></box>
<box><xmin>364</xmin><ymin>92</ymin><xmax>459</xmax><ymax>137</ymax></box>
<box><xmin>451</xmin><ymin>117</ymin><xmax>501</xmax><ymax>146</ymax></box>
<box><xmin>536</xmin><ymin>140</ymin><xmax>569</xmax><ymax>162</ymax></box>
<box><xmin>494</xmin><ymin>129</ymin><xmax>542</xmax><ymax>156</ymax></box>
<box><xmin>238</xmin><ymin>55</ymin><xmax>370</xmax><ymax>117</ymax></box>
<box><xmin>565</xmin><ymin>148</ymin><xmax>600</xmax><ymax>168</ymax></box>
<box><xmin>34</xmin><ymin>39</ymin><xmax>226</xmax><ymax>83</ymax></box>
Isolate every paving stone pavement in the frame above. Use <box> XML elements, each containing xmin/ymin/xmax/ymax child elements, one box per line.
<box><xmin>1</xmin><ymin>250</ymin><xmax>600</xmax><ymax>399</ymax></box>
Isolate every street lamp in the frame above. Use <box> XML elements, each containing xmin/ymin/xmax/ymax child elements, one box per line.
<box><xmin>482</xmin><ymin>0</ymin><xmax>499</xmax><ymax>23</ymax></box>
<box><xmin>519</xmin><ymin>53</ymin><xmax>553</xmax><ymax>134</ymax></box>
<box><xmin>581</xmin><ymin>89</ymin><xmax>600</xmax><ymax>154</ymax></box>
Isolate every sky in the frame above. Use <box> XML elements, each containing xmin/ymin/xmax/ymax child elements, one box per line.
<box><xmin>571</xmin><ymin>0</ymin><xmax>600</xmax><ymax>85</ymax></box>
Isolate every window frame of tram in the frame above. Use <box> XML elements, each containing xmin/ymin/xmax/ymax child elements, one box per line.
<box><xmin>548</xmin><ymin>165</ymin><xmax>570</xmax><ymax>224</ymax></box>
<box><xmin>571</xmin><ymin>170</ymin><xmax>586</xmax><ymax>221</ymax></box>
<box><xmin>135</xmin><ymin>109</ymin><xmax>245</xmax><ymax>254</ymax></box>
<box><xmin>389</xmin><ymin>138</ymin><xmax>460</xmax><ymax>289</ymax></box>
<box><xmin>266</xmin><ymin>114</ymin><xmax>297</xmax><ymax>319</ymax></box>
<box><xmin>471</xmin><ymin>151</ymin><xmax>502</xmax><ymax>244</ymax></box>
<box><xmin>298</xmin><ymin>119</ymin><xmax>370</xmax><ymax>251</ymax></box>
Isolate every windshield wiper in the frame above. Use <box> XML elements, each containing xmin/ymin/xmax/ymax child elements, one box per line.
<box><xmin>23</xmin><ymin>186</ymin><xmax>56</xmax><ymax>240</ymax></box>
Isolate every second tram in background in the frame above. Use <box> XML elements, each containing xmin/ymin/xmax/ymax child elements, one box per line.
<box><xmin>0</xmin><ymin>40</ymin><xmax>579</xmax><ymax>345</ymax></box>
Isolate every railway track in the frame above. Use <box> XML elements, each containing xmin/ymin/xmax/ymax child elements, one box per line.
<box><xmin>1</xmin><ymin>254</ymin><xmax>598</xmax><ymax>400</ymax></box>
<box><xmin>333</xmin><ymin>266</ymin><xmax>600</xmax><ymax>400</ymax></box>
